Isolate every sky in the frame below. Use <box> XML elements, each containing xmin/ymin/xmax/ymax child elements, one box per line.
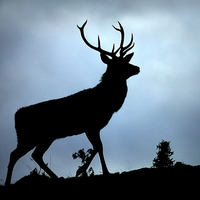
<box><xmin>1</xmin><ymin>0</ymin><xmax>200</xmax><ymax>184</ymax></box>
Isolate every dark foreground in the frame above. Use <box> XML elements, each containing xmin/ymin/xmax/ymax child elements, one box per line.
<box><xmin>1</xmin><ymin>163</ymin><xmax>200</xmax><ymax>198</ymax></box>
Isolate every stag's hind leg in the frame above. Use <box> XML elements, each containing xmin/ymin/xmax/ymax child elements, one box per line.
<box><xmin>5</xmin><ymin>144</ymin><xmax>34</xmax><ymax>186</ymax></box>
<box><xmin>31</xmin><ymin>140</ymin><xmax>58</xmax><ymax>179</ymax></box>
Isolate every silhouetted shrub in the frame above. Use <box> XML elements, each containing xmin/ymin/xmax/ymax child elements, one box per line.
<box><xmin>72</xmin><ymin>148</ymin><xmax>94</xmax><ymax>177</ymax></box>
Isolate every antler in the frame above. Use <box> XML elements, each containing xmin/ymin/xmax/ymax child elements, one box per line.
<box><xmin>77</xmin><ymin>20</ymin><xmax>117</xmax><ymax>57</ymax></box>
<box><xmin>77</xmin><ymin>20</ymin><xmax>134</xmax><ymax>58</ymax></box>
<box><xmin>112</xmin><ymin>21</ymin><xmax>135</xmax><ymax>57</ymax></box>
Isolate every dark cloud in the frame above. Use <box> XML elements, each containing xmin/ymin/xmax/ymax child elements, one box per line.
<box><xmin>1</xmin><ymin>0</ymin><xmax>200</xmax><ymax>183</ymax></box>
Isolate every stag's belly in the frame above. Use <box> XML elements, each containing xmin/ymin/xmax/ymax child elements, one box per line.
<box><xmin>55</xmin><ymin>107</ymin><xmax>113</xmax><ymax>138</ymax></box>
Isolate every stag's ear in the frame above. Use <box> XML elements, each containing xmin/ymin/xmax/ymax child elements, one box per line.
<box><xmin>100</xmin><ymin>53</ymin><xmax>111</xmax><ymax>64</ymax></box>
<box><xmin>124</xmin><ymin>52</ymin><xmax>134</xmax><ymax>63</ymax></box>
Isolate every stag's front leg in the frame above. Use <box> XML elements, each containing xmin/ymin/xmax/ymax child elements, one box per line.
<box><xmin>86</xmin><ymin>131</ymin><xmax>110</xmax><ymax>175</ymax></box>
<box><xmin>97</xmin><ymin>140</ymin><xmax>109</xmax><ymax>175</ymax></box>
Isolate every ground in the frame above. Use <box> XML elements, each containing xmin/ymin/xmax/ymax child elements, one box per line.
<box><xmin>1</xmin><ymin>163</ymin><xmax>200</xmax><ymax>198</ymax></box>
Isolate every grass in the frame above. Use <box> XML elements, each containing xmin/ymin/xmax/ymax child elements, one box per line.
<box><xmin>1</xmin><ymin>163</ymin><xmax>200</xmax><ymax>198</ymax></box>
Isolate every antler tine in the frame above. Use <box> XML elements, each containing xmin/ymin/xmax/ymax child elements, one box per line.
<box><xmin>77</xmin><ymin>20</ymin><xmax>114</xmax><ymax>57</ymax></box>
<box><xmin>123</xmin><ymin>43</ymin><xmax>135</xmax><ymax>57</ymax></box>
<box><xmin>112</xmin><ymin>44</ymin><xmax>115</xmax><ymax>53</ymax></box>
<box><xmin>98</xmin><ymin>35</ymin><xmax>101</xmax><ymax>48</ymax></box>
<box><xmin>123</xmin><ymin>34</ymin><xmax>134</xmax><ymax>51</ymax></box>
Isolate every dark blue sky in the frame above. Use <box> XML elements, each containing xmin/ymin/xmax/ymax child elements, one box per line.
<box><xmin>1</xmin><ymin>0</ymin><xmax>200</xmax><ymax>183</ymax></box>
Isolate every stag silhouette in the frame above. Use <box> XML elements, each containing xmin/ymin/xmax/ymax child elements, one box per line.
<box><xmin>5</xmin><ymin>20</ymin><xmax>140</xmax><ymax>186</ymax></box>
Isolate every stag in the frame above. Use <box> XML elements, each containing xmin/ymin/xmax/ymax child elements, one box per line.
<box><xmin>5</xmin><ymin>20</ymin><xmax>140</xmax><ymax>186</ymax></box>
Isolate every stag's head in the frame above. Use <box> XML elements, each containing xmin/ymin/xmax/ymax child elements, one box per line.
<box><xmin>77</xmin><ymin>20</ymin><xmax>140</xmax><ymax>81</ymax></box>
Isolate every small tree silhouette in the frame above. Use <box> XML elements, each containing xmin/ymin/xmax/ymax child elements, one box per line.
<box><xmin>152</xmin><ymin>140</ymin><xmax>175</xmax><ymax>168</ymax></box>
<box><xmin>72</xmin><ymin>148</ymin><xmax>94</xmax><ymax>177</ymax></box>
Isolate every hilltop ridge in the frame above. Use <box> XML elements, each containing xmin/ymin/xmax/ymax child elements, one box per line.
<box><xmin>2</xmin><ymin>163</ymin><xmax>200</xmax><ymax>198</ymax></box>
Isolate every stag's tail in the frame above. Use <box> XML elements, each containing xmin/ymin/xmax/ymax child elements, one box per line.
<box><xmin>15</xmin><ymin>108</ymin><xmax>26</xmax><ymax>145</ymax></box>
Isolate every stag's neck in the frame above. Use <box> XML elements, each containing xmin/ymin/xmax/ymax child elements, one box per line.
<box><xmin>98</xmin><ymin>77</ymin><xmax>128</xmax><ymax>92</ymax></box>
<box><xmin>96</xmin><ymin>76</ymin><xmax>128</xmax><ymax>112</ymax></box>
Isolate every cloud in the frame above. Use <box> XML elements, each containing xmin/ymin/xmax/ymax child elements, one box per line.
<box><xmin>1</xmin><ymin>0</ymin><xmax>200</xmax><ymax>183</ymax></box>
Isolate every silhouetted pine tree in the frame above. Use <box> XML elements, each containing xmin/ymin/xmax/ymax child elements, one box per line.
<box><xmin>153</xmin><ymin>140</ymin><xmax>175</xmax><ymax>168</ymax></box>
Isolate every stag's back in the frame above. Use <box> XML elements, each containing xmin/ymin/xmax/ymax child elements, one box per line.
<box><xmin>15</xmin><ymin>82</ymin><xmax>125</xmax><ymax>144</ymax></box>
